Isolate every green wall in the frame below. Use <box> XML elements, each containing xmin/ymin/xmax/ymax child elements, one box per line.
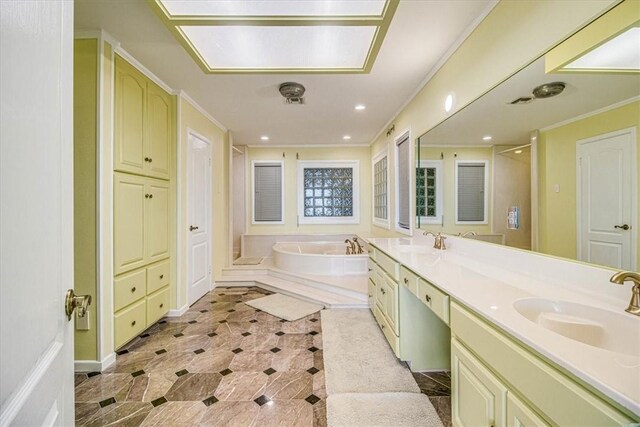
<box><xmin>74</xmin><ymin>39</ymin><xmax>98</xmax><ymax>360</ymax></box>
<box><xmin>538</xmin><ymin>100</ymin><xmax>640</xmax><ymax>267</ymax></box>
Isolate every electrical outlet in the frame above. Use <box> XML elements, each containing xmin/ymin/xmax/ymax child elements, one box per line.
<box><xmin>76</xmin><ymin>310</ymin><xmax>90</xmax><ymax>331</ymax></box>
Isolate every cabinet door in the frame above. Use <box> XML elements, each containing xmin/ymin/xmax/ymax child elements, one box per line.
<box><xmin>114</xmin><ymin>173</ymin><xmax>146</xmax><ymax>275</ymax></box>
<box><xmin>452</xmin><ymin>338</ymin><xmax>507</xmax><ymax>427</ymax></box>
<box><xmin>384</xmin><ymin>275</ymin><xmax>399</xmax><ymax>335</ymax></box>
<box><xmin>114</xmin><ymin>57</ymin><xmax>146</xmax><ymax>175</ymax></box>
<box><xmin>145</xmin><ymin>179</ymin><xmax>170</xmax><ymax>263</ymax></box>
<box><xmin>507</xmin><ymin>393</ymin><xmax>549</xmax><ymax>427</ymax></box>
<box><xmin>145</xmin><ymin>82</ymin><xmax>171</xmax><ymax>179</ymax></box>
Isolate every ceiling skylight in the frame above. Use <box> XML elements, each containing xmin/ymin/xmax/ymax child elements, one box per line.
<box><xmin>151</xmin><ymin>0</ymin><xmax>398</xmax><ymax>74</ymax></box>
<box><xmin>564</xmin><ymin>27</ymin><xmax>640</xmax><ymax>71</ymax></box>
<box><xmin>180</xmin><ymin>25</ymin><xmax>376</xmax><ymax>69</ymax></box>
<box><xmin>159</xmin><ymin>0</ymin><xmax>387</xmax><ymax>17</ymax></box>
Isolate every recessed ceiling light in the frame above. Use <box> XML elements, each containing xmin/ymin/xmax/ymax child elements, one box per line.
<box><xmin>444</xmin><ymin>93</ymin><xmax>455</xmax><ymax>113</ymax></box>
<box><xmin>343</xmin><ymin>135</ymin><xmax>352</xmax><ymax>140</ymax></box>
<box><xmin>514</xmin><ymin>150</ymin><xmax>523</xmax><ymax>154</ymax></box>
<box><xmin>260</xmin><ymin>136</ymin><xmax>269</xmax><ymax>141</ymax></box>
<box><xmin>355</xmin><ymin>104</ymin><xmax>366</xmax><ymax>111</ymax></box>
<box><xmin>482</xmin><ymin>135</ymin><xmax>492</xmax><ymax>141</ymax></box>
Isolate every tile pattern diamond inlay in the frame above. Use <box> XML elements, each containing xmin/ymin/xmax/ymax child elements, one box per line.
<box><xmin>74</xmin><ymin>287</ymin><xmax>326</xmax><ymax>426</ymax></box>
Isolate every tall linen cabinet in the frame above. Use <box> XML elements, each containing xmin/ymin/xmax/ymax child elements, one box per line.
<box><xmin>113</xmin><ymin>55</ymin><xmax>176</xmax><ymax>349</ymax></box>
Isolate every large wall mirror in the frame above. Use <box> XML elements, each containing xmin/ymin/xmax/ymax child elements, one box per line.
<box><xmin>416</xmin><ymin>22</ymin><xmax>639</xmax><ymax>271</ymax></box>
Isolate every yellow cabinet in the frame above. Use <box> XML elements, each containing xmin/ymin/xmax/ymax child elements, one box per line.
<box><xmin>146</xmin><ymin>260</ymin><xmax>170</xmax><ymax>294</ymax></box>
<box><xmin>452</xmin><ymin>337</ymin><xmax>507</xmax><ymax>427</ymax></box>
<box><xmin>114</xmin><ymin>269</ymin><xmax>146</xmax><ymax>312</ymax></box>
<box><xmin>383</xmin><ymin>273</ymin><xmax>399</xmax><ymax>335</ymax></box>
<box><xmin>146</xmin><ymin>286</ymin><xmax>169</xmax><ymax>325</ymax></box>
<box><xmin>114</xmin><ymin>56</ymin><xmax>172</xmax><ymax>180</ymax></box>
<box><xmin>418</xmin><ymin>277</ymin><xmax>450</xmax><ymax>325</ymax></box>
<box><xmin>114</xmin><ymin>299</ymin><xmax>147</xmax><ymax>349</ymax></box>
<box><xmin>506</xmin><ymin>393</ymin><xmax>549</xmax><ymax>427</ymax></box>
<box><xmin>114</xmin><ymin>173</ymin><xmax>169</xmax><ymax>275</ymax></box>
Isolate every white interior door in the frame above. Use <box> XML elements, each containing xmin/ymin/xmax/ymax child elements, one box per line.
<box><xmin>0</xmin><ymin>1</ymin><xmax>75</xmax><ymax>426</ymax></box>
<box><xmin>577</xmin><ymin>128</ymin><xmax>636</xmax><ymax>270</ymax></box>
<box><xmin>187</xmin><ymin>132</ymin><xmax>212</xmax><ymax>306</ymax></box>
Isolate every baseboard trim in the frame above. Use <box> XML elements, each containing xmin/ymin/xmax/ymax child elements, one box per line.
<box><xmin>74</xmin><ymin>352</ymin><xmax>116</xmax><ymax>373</ymax></box>
<box><xmin>166</xmin><ymin>304</ymin><xmax>189</xmax><ymax>317</ymax></box>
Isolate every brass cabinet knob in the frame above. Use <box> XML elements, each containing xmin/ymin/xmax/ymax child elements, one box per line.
<box><xmin>131</xmin><ymin>286</ymin><xmax>136</xmax><ymax>293</ymax></box>
<box><xmin>403</xmin><ymin>278</ymin><xmax>409</xmax><ymax>284</ymax></box>
<box><xmin>144</xmin><ymin>157</ymin><xmax>150</xmax><ymax>162</ymax></box>
<box><xmin>381</xmin><ymin>288</ymin><xmax>386</xmax><ymax>295</ymax></box>
<box><xmin>145</xmin><ymin>194</ymin><xmax>150</xmax><ymax>199</ymax></box>
<box><xmin>425</xmin><ymin>294</ymin><xmax>431</xmax><ymax>303</ymax></box>
<box><xmin>160</xmin><ymin>274</ymin><xmax>164</xmax><ymax>279</ymax></box>
<box><xmin>160</xmin><ymin>303</ymin><xmax>164</xmax><ymax>308</ymax></box>
<box><xmin>131</xmin><ymin>320</ymin><xmax>136</xmax><ymax>327</ymax></box>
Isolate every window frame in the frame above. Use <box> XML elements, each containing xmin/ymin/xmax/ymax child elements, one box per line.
<box><xmin>417</xmin><ymin>159</ymin><xmax>443</xmax><ymax>225</ymax></box>
<box><xmin>297</xmin><ymin>160</ymin><xmax>360</xmax><ymax>225</ymax></box>
<box><xmin>372</xmin><ymin>146</ymin><xmax>390</xmax><ymax>229</ymax></box>
<box><xmin>454</xmin><ymin>159</ymin><xmax>489</xmax><ymax>225</ymax></box>
<box><xmin>394</xmin><ymin>130</ymin><xmax>414</xmax><ymax>236</ymax></box>
<box><xmin>251</xmin><ymin>159</ymin><xmax>285</xmax><ymax>225</ymax></box>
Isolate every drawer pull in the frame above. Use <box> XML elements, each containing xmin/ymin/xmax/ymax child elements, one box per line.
<box><xmin>131</xmin><ymin>286</ymin><xmax>136</xmax><ymax>293</ymax></box>
<box><xmin>381</xmin><ymin>324</ymin><xmax>385</xmax><ymax>329</ymax></box>
<box><xmin>145</xmin><ymin>193</ymin><xmax>153</xmax><ymax>199</ymax></box>
<box><xmin>160</xmin><ymin>303</ymin><xmax>164</xmax><ymax>308</ymax></box>
<box><xmin>368</xmin><ymin>268</ymin><xmax>372</xmax><ymax>272</ymax></box>
<box><xmin>131</xmin><ymin>320</ymin><xmax>136</xmax><ymax>327</ymax></box>
<box><xmin>403</xmin><ymin>278</ymin><xmax>409</xmax><ymax>284</ymax></box>
<box><xmin>425</xmin><ymin>294</ymin><xmax>431</xmax><ymax>303</ymax></box>
<box><xmin>368</xmin><ymin>294</ymin><xmax>372</xmax><ymax>298</ymax></box>
<box><xmin>381</xmin><ymin>288</ymin><xmax>386</xmax><ymax>295</ymax></box>
<box><xmin>160</xmin><ymin>274</ymin><xmax>164</xmax><ymax>279</ymax></box>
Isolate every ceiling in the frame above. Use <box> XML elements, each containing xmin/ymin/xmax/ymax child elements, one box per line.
<box><xmin>75</xmin><ymin>0</ymin><xmax>494</xmax><ymax>146</ymax></box>
<box><xmin>419</xmin><ymin>56</ymin><xmax>640</xmax><ymax>147</ymax></box>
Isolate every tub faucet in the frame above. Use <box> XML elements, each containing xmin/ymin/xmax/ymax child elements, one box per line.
<box><xmin>610</xmin><ymin>271</ymin><xmax>640</xmax><ymax>316</ymax></box>
<box><xmin>423</xmin><ymin>231</ymin><xmax>447</xmax><ymax>250</ymax></box>
<box><xmin>458</xmin><ymin>231</ymin><xmax>477</xmax><ymax>237</ymax></box>
<box><xmin>353</xmin><ymin>237</ymin><xmax>364</xmax><ymax>254</ymax></box>
<box><xmin>344</xmin><ymin>239</ymin><xmax>355</xmax><ymax>255</ymax></box>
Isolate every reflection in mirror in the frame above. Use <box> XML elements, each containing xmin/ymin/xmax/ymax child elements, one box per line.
<box><xmin>417</xmin><ymin>55</ymin><xmax>639</xmax><ymax>271</ymax></box>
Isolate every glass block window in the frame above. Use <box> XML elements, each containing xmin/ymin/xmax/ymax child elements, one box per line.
<box><xmin>302</xmin><ymin>167</ymin><xmax>353</xmax><ymax>217</ymax></box>
<box><xmin>417</xmin><ymin>160</ymin><xmax>442</xmax><ymax>224</ymax></box>
<box><xmin>373</xmin><ymin>155</ymin><xmax>388</xmax><ymax>221</ymax></box>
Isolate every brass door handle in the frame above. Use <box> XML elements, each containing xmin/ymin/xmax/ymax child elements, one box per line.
<box><xmin>189</xmin><ymin>225</ymin><xmax>199</xmax><ymax>231</ymax></box>
<box><xmin>65</xmin><ymin>289</ymin><xmax>92</xmax><ymax>321</ymax></box>
<box><xmin>615</xmin><ymin>224</ymin><xmax>630</xmax><ymax>230</ymax></box>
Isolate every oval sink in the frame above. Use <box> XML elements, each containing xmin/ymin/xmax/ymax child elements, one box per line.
<box><xmin>513</xmin><ymin>298</ymin><xmax>640</xmax><ymax>357</ymax></box>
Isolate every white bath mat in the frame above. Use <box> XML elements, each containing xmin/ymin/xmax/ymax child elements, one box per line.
<box><xmin>245</xmin><ymin>293</ymin><xmax>323</xmax><ymax>321</ymax></box>
<box><xmin>321</xmin><ymin>309</ymin><xmax>420</xmax><ymax>394</ymax></box>
<box><xmin>327</xmin><ymin>393</ymin><xmax>443</xmax><ymax>427</ymax></box>
<box><xmin>233</xmin><ymin>257</ymin><xmax>263</xmax><ymax>266</ymax></box>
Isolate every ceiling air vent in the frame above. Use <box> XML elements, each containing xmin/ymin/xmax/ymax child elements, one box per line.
<box><xmin>279</xmin><ymin>82</ymin><xmax>306</xmax><ymax>104</ymax></box>
<box><xmin>532</xmin><ymin>82</ymin><xmax>566</xmax><ymax>99</ymax></box>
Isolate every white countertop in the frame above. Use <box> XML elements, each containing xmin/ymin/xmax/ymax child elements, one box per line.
<box><xmin>366</xmin><ymin>235</ymin><xmax>640</xmax><ymax>417</ymax></box>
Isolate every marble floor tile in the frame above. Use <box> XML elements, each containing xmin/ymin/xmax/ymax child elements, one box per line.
<box><xmin>214</xmin><ymin>371</ymin><xmax>269</xmax><ymax>401</ymax></box>
<box><xmin>140</xmin><ymin>401</ymin><xmax>206</xmax><ymax>426</ymax></box>
<box><xmin>429</xmin><ymin>396</ymin><xmax>452</xmax><ymax>427</ymax></box>
<box><xmin>75</xmin><ymin>287</ymin><xmax>326</xmax><ymax>426</ymax></box>
<box><xmin>164</xmin><ymin>373</ymin><xmax>222</xmax><ymax>401</ymax></box>
<box><xmin>412</xmin><ymin>371</ymin><xmax>451</xmax><ymax>397</ymax></box>
<box><xmin>198</xmin><ymin>401</ymin><xmax>260</xmax><ymax>426</ymax></box>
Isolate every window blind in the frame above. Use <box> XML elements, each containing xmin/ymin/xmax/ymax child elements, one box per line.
<box><xmin>254</xmin><ymin>163</ymin><xmax>282</xmax><ymax>222</ymax></box>
<box><xmin>457</xmin><ymin>163</ymin><xmax>485</xmax><ymax>222</ymax></box>
<box><xmin>397</xmin><ymin>136</ymin><xmax>410</xmax><ymax>229</ymax></box>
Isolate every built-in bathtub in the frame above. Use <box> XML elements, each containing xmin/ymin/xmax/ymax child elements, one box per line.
<box><xmin>273</xmin><ymin>242</ymin><xmax>368</xmax><ymax>276</ymax></box>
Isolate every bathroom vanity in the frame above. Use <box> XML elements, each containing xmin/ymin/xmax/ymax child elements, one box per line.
<box><xmin>366</xmin><ymin>234</ymin><xmax>639</xmax><ymax>426</ymax></box>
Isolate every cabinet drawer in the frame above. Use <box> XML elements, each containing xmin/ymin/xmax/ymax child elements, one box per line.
<box><xmin>114</xmin><ymin>299</ymin><xmax>146</xmax><ymax>349</ymax></box>
<box><xmin>373</xmin><ymin>304</ymin><xmax>399</xmax><ymax>358</ymax></box>
<box><xmin>400</xmin><ymin>266</ymin><xmax>419</xmax><ymax>296</ymax></box>
<box><xmin>147</xmin><ymin>260</ymin><xmax>169</xmax><ymax>294</ymax></box>
<box><xmin>507</xmin><ymin>392</ymin><xmax>549</xmax><ymax>427</ymax></box>
<box><xmin>114</xmin><ymin>269</ymin><xmax>146</xmax><ymax>311</ymax></box>
<box><xmin>146</xmin><ymin>286</ymin><xmax>169</xmax><ymax>326</ymax></box>
<box><xmin>368</xmin><ymin>278</ymin><xmax>376</xmax><ymax>311</ymax></box>
<box><xmin>418</xmin><ymin>278</ymin><xmax>450</xmax><ymax>325</ymax></box>
<box><xmin>375</xmin><ymin>249</ymin><xmax>399</xmax><ymax>281</ymax></box>
<box><xmin>368</xmin><ymin>257</ymin><xmax>376</xmax><ymax>285</ymax></box>
<box><xmin>450</xmin><ymin>302</ymin><xmax>633</xmax><ymax>426</ymax></box>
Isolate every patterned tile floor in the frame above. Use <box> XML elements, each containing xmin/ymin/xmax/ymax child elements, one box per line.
<box><xmin>75</xmin><ymin>286</ymin><xmax>451</xmax><ymax>426</ymax></box>
<box><xmin>412</xmin><ymin>372</ymin><xmax>452</xmax><ymax>427</ymax></box>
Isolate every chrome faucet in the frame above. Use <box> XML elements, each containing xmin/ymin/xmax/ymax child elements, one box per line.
<box><xmin>423</xmin><ymin>231</ymin><xmax>447</xmax><ymax>250</ymax></box>
<box><xmin>344</xmin><ymin>239</ymin><xmax>355</xmax><ymax>255</ymax></box>
<box><xmin>610</xmin><ymin>271</ymin><xmax>640</xmax><ymax>316</ymax></box>
<box><xmin>353</xmin><ymin>237</ymin><xmax>364</xmax><ymax>254</ymax></box>
<box><xmin>458</xmin><ymin>231</ymin><xmax>477</xmax><ymax>237</ymax></box>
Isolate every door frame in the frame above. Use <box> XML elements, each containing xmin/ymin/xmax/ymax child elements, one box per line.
<box><xmin>576</xmin><ymin>126</ymin><xmax>637</xmax><ymax>271</ymax></box>
<box><xmin>186</xmin><ymin>128</ymin><xmax>213</xmax><ymax>305</ymax></box>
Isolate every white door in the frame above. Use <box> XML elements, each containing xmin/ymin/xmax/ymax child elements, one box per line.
<box><xmin>577</xmin><ymin>128</ymin><xmax>636</xmax><ymax>270</ymax></box>
<box><xmin>187</xmin><ymin>132</ymin><xmax>212</xmax><ymax>305</ymax></box>
<box><xmin>1</xmin><ymin>1</ymin><xmax>75</xmax><ymax>426</ymax></box>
